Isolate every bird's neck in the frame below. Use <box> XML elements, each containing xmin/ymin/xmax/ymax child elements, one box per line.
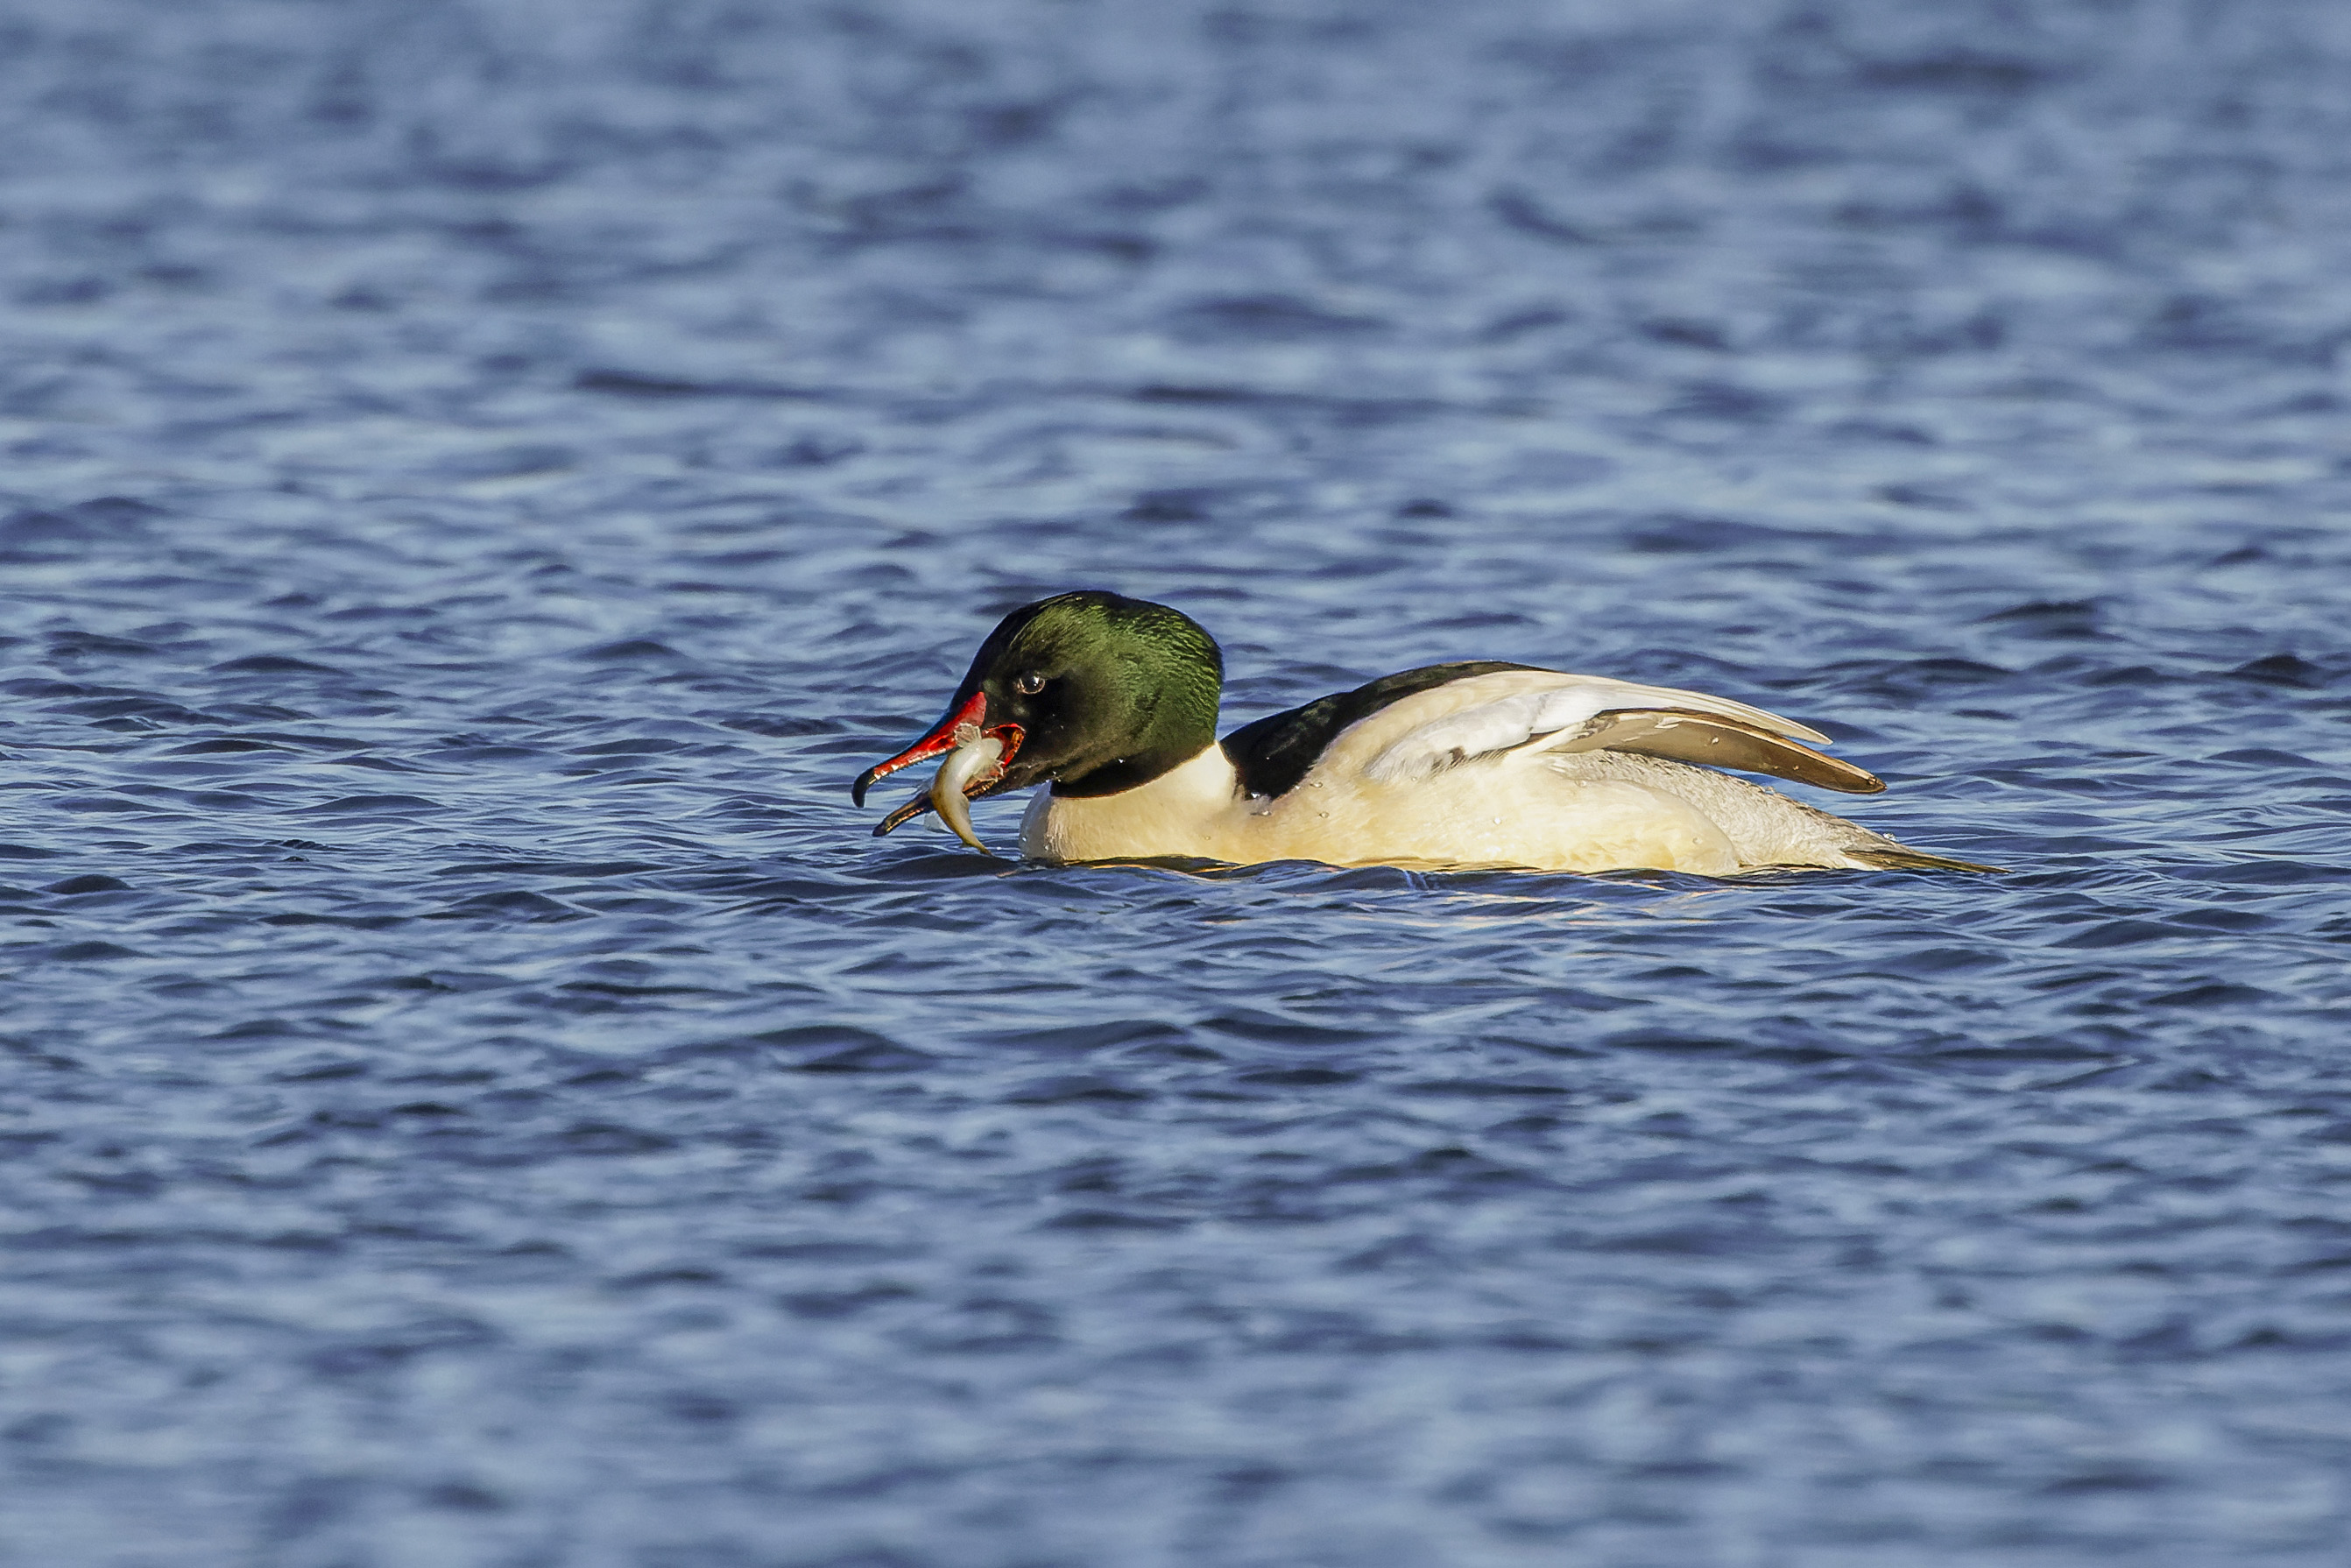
<box><xmin>1023</xmin><ymin>744</ymin><xmax>1240</xmax><ymax>860</ymax></box>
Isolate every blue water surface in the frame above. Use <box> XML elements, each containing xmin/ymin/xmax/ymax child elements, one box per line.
<box><xmin>4</xmin><ymin>1</ymin><xmax>2350</xmax><ymax>1564</ymax></box>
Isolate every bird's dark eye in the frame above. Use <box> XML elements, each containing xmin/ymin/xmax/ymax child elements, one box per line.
<box><xmin>1013</xmin><ymin>671</ymin><xmax>1047</xmax><ymax>695</ymax></box>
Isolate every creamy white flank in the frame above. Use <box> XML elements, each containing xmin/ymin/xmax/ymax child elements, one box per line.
<box><xmin>1017</xmin><ymin>668</ymin><xmax>1910</xmax><ymax>874</ymax></box>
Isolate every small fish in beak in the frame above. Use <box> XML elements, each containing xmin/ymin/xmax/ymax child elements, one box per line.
<box><xmin>854</xmin><ymin>689</ymin><xmax>1024</xmax><ymax>851</ymax></box>
<box><xmin>928</xmin><ymin>727</ymin><xmax>1005</xmax><ymax>852</ymax></box>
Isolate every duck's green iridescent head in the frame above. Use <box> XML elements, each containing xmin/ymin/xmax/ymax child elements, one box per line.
<box><xmin>852</xmin><ymin>591</ymin><xmax>1225</xmax><ymax>824</ymax></box>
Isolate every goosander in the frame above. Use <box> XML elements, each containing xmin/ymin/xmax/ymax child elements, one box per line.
<box><xmin>851</xmin><ymin>591</ymin><xmax>1991</xmax><ymax>875</ymax></box>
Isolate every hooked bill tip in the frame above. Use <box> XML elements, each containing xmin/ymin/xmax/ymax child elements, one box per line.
<box><xmin>852</xmin><ymin>690</ymin><xmax>993</xmax><ymax>810</ymax></box>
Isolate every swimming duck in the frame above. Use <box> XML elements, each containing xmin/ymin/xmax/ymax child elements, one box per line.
<box><xmin>851</xmin><ymin>591</ymin><xmax>1989</xmax><ymax>875</ymax></box>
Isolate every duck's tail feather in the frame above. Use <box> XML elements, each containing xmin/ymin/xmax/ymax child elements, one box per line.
<box><xmin>1847</xmin><ymin>844</ymin><xmax>2006</xmax><ymax>873</ymax></box>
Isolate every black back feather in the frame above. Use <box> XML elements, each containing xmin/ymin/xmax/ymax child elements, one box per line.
<box><xmin>1219</xmin><ymin>661</ymin><xmax>1536</xmax><ymax>799</ymax></box>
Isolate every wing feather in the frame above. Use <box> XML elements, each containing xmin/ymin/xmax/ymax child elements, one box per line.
<box><xmin>1360</xmin><ymin>675</ymin><xmax>1878</xmax><ymax>794</ymax></box>
<box><xmin>1550</xmin><ymin>710</ymin><xmax>1883</xmax><ymax>794</ymax></box>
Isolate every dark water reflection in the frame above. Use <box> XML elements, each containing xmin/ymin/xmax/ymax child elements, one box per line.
<box><xmin>4</xmin><ymin>1</ymin><xmax>2351</xmax><ymax>1563</ymax></box>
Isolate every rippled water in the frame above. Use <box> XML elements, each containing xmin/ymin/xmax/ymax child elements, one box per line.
<box><xmin>4</xmin><ymin>1</ymin><xmax>2351</xmax><ymax>1563</ymax></box>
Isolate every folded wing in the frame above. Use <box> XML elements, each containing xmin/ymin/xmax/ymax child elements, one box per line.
<box><xmin>1361</xmin><ymin>675</ymin><xmax>1882</xmax><ymax>795</ymax></box>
